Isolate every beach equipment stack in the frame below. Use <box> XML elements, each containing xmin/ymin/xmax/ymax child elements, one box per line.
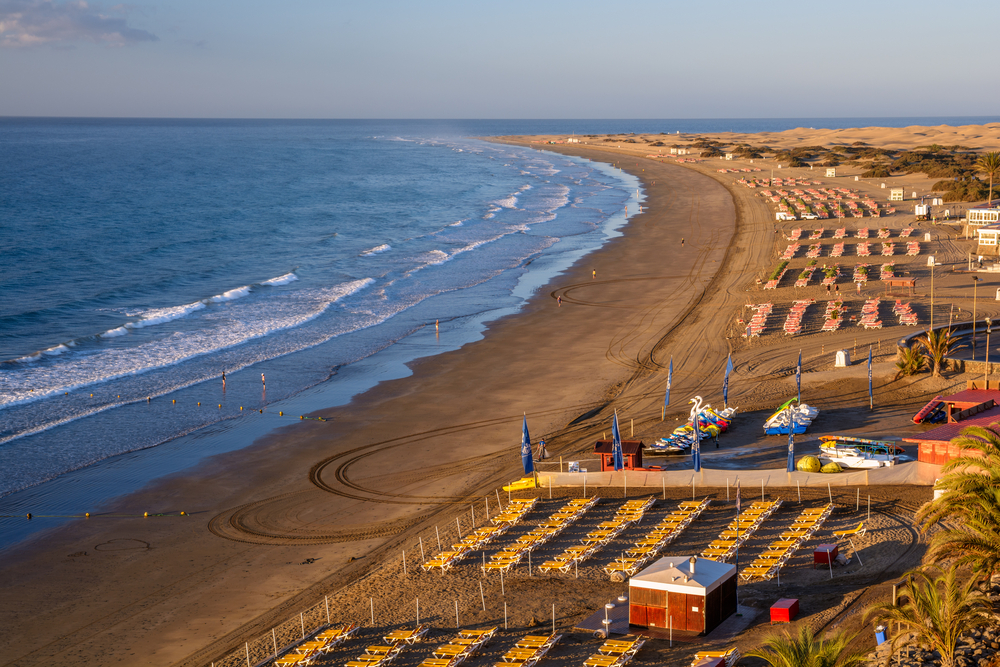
<box><xmin>906</xmin><ymin>242</ymin><xmax>920</xmax><ymax>256</ymax></box>
<box><xmin>881</xmin><ymin>242</ymin><xmax>895</xmax><ymax>256</ymax></box>
<box><xmin>821</xmin><ymin>265</ymin><xmax>841</xmax><ymax>287</ymax></box>
<box><xmin>893</xmin><ymin>301</ymin><xmax>918</xmax><ymax>326</ymax></box>
<box><xmin>539</xmin><ymin>497</ymin><xmax>655</xmax><ymax>574</ymax></box>
<box><xmin>651</xmin><ymin>407</ymin><xmax>735</xmax><ymax>452</ymax></box>
<box><xmin>859</xmin><ymin>298</ymin><xmax>882</xmax><ymax>329</ymax></box>
<box><xmin>604</xmin><ymin>499</ymin><xmax>710</xmax><ymax>579</ymax></box>
<box><xmin>783</xmin><ymin>300</ymin><xmax>814</xmax><ymax>335</ymax></box>
<box><xmin>700</xmin><ymin>500</ymin><xmax>781</xmax><ymax>562</ymax></box>
<box><xmin>739</xmin><ymin>504</ymin><xmax>834</xmax><ymax>581</ymax></box>
<box><xmin>833</xmin><ymin>228</ymin><xmax>847</xmax><ymax>239</ymax></box>
<box><xmin>856</xmin><ymin>242</ymin><xmax>871</xmax><ymax>257</ymax></box>
<box><xmin>877</xmin><ymin>228</ymin><xmax>891</xmax><ymax>239</ymax></box>
<box><xmin>763</xmin><ymin>402</ymin><xmax>818</xmax><ymax>434</ymax></box>
<box><xmin>809</xmin><ymin>228</ymin><xmax>824</xmax><ymax>240</ymax></box>
<box><xmin>794</xmin><ymin>267</ymin><xmax>815</xmax><ymax>288</ymax></box>
<box><xmin>821</xmin><ymin>300</ymin><xmax>846</xmax><ymax>332</ymax></box>
<box><xmin>853</xmin><ymin>264</ymin><xmax>869</xmax><ymax>284</ymax></box>
<box><xmin>780</xmin><ymin>244</ymin><xmax>800</xmax><ymax>260</ymax></box>
<box><xmin>743</xmin><ymin>303</ymin><xmax>772</xmax><ymax>337</ymax></box>
<box><xmin>856</xmin><ymin>227</ymin><xmax>869</xmax><ymax>239</ymax></box>
<box><xmin>830</xmin><ymin>242</ymin><xmax>845</xmax><ymax>257</ymax></box>
<box><xmin>880</xmin><ymin>263</ymin><xmax>896</xmax><ymax>280</ymax></box>
<box><xmin>900</xmin><ymin>228</ymin><xmax>913</xmax><ymax>237</ymax></box>
<box><xmin>806</xmin><ymin>244</ymin><xmax>821</xmax><ymax>259</ymax></box>
<box><xmin>482</xmin><ymin>498</ymin><xmax>597</xmax><ymax>574</ymax></box>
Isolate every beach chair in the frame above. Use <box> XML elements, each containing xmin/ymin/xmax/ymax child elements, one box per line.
<box><xmin>693</xmin><ymin>648</ymin><xmax>741</xmax><ymax>667</ymax></box>
<box><xmin>274</xmin><ymin>654</ymin><xmax>314</xmax><ymax>667</ymax></box>
<box><xmin>833</xmin><ymin>522</ymin><xmax>866</xmax><ymax>538</ymax></box>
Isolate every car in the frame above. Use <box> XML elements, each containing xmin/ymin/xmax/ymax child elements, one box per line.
<box><xmin>800</xmin><ymin>213</ymin><xmax>819</xmax><ymax>220</ymax></box>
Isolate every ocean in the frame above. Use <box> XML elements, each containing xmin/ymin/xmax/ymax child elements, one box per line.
<box><xmin>1</xmin><ymin>116</ymin><xmax>997</xmax><ymax>548</ymax></box>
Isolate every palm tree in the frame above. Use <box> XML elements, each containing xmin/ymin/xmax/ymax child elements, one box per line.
<box><xmin>744</xmin><ymin>625</ymin><xmax>867</xmax><ymax>667</ymax></box>
<box><xmin>916</xmin><ymin>422</ymin><xmax>1000</xmax><ymax>576</ymax></box>
<box><xmin>864</xmin><ymin>565</ymin><xmax>992</xmax><ymax>667</ymax></box>
<box><xmin>915</xmin><ymin>328</ymin><xmax>960</xmax><ymax>377</ymax></box>
<box><xmin>894</xmin><ymin>345</ymin><xmax>928</xmax><ymax>378</ymax></box>
<box><xmin>978</xmin><ymin>152</ymin><xmax>1000</xmax><ymax>207</ymax></box>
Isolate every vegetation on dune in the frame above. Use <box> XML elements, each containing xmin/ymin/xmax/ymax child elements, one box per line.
<box><xmin>864</xmin><ymin>565</ymin><xmax>993</xmax><ymax>667</ymax></box>
<box><xmin>862</xmin><ymin>164</ymin><xmax>893</xmax><ymax>178</ymax></box>
<box><xmin>744</xmin><ymin>626</ymin><xmax>867</xmax><ymax>667</ymax></box>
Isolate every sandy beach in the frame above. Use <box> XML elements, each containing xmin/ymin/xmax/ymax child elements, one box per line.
<box><xmin>3</xmin><ymin>123</ymin><xmax>1000</xmax><ymax>667</ymax></box>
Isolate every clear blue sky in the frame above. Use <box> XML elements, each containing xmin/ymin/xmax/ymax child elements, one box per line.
<box><xmin>1</xmin><ymin>0</ymin><xmax>998</xmax><ymax>118</ymax></box>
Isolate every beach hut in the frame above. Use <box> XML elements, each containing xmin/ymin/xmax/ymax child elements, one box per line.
<box><xmin>889</xmin><ymin>188</ymin><xmax>904</xmax><ymax>202</ymax></box>
<box><xmin>826</xmin><ymin>168</ymin><xmax>837</xmax><ymax>177</ymax></box>
<box><xmin>629</xmin><ymin>556</ymin><xmax>737</xmax><ymax>633</ymax></box>
<box><xmin>976</xmin><ymin>224</ymin><xmax>1000</xmax><ymax>255</ymax></box>
<box><xmin>593</xmin><ymin>440</ymin><xmax>643</xmax><ymax>471</ymax></box>
<box><xmin>967</xmin><ymin>208</ymin><xmax>1000</xmax><ymax>227</ymax></box>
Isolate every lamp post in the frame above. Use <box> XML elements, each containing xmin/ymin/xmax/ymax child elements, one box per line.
<box><xmin>973</xmin><ymin>277</ymin><xmax>980</xmax><ymax>360</ymax></box>
<box><xmin>930</xmin><ymin>262</ymin><xmax>935</xmax><ymax>332</ymax></box>
<box><xmin>986</xmin><ymin>317</ymin><xmax>992</xmax><ymax>389</ymax></box>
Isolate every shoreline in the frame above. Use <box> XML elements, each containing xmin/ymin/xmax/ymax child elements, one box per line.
<box><xmin>0</xmin><ymin>146</ymin><xmax>740</xmax><ymax>666</ymax></box>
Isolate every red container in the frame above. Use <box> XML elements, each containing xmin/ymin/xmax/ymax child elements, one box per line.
<box><xmin>770</xmin><ymin>598</ymin><xmax>799</xmax><ymax>623</ymax></box>
<box><xmin>814</xmin><ymin>544</ymin><xmax>838</xmax><ymax>567</ymax></box>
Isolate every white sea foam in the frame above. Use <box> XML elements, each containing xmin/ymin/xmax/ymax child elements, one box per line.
<box><xmin>449</xmin><ymin>221</ymin><xmax>463</xmax><ymax>227</ymax></box>
<box><xmin>127</xmin><ymin>301</ymin><xmax>207</xmax><ymax>329</ymax></box>
<box><xmin>361</xmin><ymin>243</ymin><xmax>391</xmax><ymax>256</ymax></box>
<box><xmin>262</xmin><ymin>272</ymin><xmax>298</xmax><ymax>286</ymax></box>
<box><xmin>0</xmin><ymin>278</ymin><xmax>375</xmax><ymax>412</ymax></box>
<box><xmin>496</xmin><ymin>195</ymin><xmax>518</xmax><ymax>209</ymax></box>
<box><xmin>209</xmin><ymin>285</ymin><xmax>252</xmax><ymax>302</ymax></box>
<box><xmin>43</xmin><ymin>344</ymin><xmax>71</xmax><ymax>356</ymax></box>
<box><xmin>101</xmin><ymin>327</ymin><xmax>128</xmax><ymax>338</ymax></box>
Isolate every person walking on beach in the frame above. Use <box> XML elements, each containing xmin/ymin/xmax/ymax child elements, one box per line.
<box><xmin>222</xmin><ymin>371</ymin><xmax>226</xmax><ymax>390</ymax></box>
<box><xmin>261</xmin><ymin>373</ymin><xmax>265</xmax><ymax>388</ymax></box>
<box><xmin>592</xmin><ymin>269</ymin><xmax>596</xmax><ymax>279</ymax></box>
<box><xmin>557</xmin><ymin>295</ymin><xmax>562</xmax><ymax>306</ymax></box>
<box><xmin>681</xmin><ymin>237</ymin><xmax>685</xmax><ymax>246</ymax></box>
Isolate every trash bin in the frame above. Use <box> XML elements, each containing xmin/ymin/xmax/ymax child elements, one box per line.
<box><xmin>875</xmin><ymin>625</ymin><xmax>887</xmax><ymax>645</ymax></box>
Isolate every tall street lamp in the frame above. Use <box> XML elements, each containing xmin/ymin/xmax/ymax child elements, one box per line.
<box><xmin>930</xmin><ymin>262</ymin><xmax>935</xmax><ymax>332</ymax></box>
<box><xmin>973</xmin><ymin>277</ymin><xmax>980</xmax><ymax>360</ymax></box>
<box><xmin>986</xmin><ymin>317</ymin><xmax>993</xmax><ymax>389</ymax></box>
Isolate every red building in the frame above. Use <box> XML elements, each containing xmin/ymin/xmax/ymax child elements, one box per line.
<box><xmin>593</xmin><ymin>440</ymin><xmax>644</xmax><ymax>471</ymax></box>
<box><xmin>629</xmin><ymin>556</ymin><xmax>737</xmax><ymax>634</ymax></box>
<box><xmin>904</xmin><ymin>386</ymin><xmax>1000</xmax><ymax>464</ymax></box>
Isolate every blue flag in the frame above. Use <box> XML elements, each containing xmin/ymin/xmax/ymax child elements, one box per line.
<box><xmin>796</xmin><ymin>350</ymin><xmax>802</xmax><ymax>404</ymax></box>
<box><xmin>521</xmin><ymin>415</ymin><xmax>534</xmax><ymax>475</ymax></box>
<box><xmin>723</xmin><ymin>353</ymin><xmax>733</xmax><ymax>406</ymax></box>
<box><xmin>787</xmin><ymin>406</ymin><xmax>796</xmax><ymax>472</ymax></box>
<box><xmin>868</xmin><ymin>347</ymin><xmax>873</xmax><ymax>409</ymax></box>
<box><xmin>665</xmin><ymin>357</ymin><xmax>673</xmax><ymax>408</ymax></box>
<box><xmin>611</xmin><ymin>411</ymin><xmax>625</xmax><ymax>471</ymax></box>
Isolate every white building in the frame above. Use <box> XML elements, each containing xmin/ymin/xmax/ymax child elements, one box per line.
<box><xmin>967</xmin><ymin>208</ymin><xmax>1000</xmax><ymax>227</ymax></box>
<box><xmin>976</xmin><ymin>223</ymin><xmax>1000</xmax><ymax>254</ymax></box>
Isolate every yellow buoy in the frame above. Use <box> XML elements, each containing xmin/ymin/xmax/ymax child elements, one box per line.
<box><xmin>279</xmin><ymin>411</ymin><xmax>283</xmax><ymax>416</ymax></box>
<box><xmin>240</xmin><ymin>406</ymin><xmax>243</xmax><ymax>411</ymax></box>
<box><xmin>300</xmin><ymin>415</ymin><xmax>304</xmax><ymax>419</ymax></box>
<box><xmin>820</xmin><ymin>462</ymin><xmax>843</xmax><ymax>474</ymax></box>
<box><xmin>180</xmin><ymin>511</ymin><xmax>186</xmax><ymax>516</ymax></box>
<box><xmin>144</xmin><ymin>512</ymin><xmax>149</xmax><ymax>517</ymax></box>
<box><xmin>172</xmin><ymin>399</ymin><xmax>176</xmax><ymax>403</ymax></box>
<box><xmin>85</xmin><ymin>512</ymin><xmax>90</xmax><ymax>518</ymax></box>
<box><xmin>218</xmin><ymin>404</ymin><xmax>222</xmax><ymax>408</ymax></box>
<box><xmin>197</xmin><ymin>402</ymin><xmax>201</xmax><ymax>406</ymax></box>
<box><xmin>796</xmin><ymin>455</ymin><xmax>821</xmax><ymax>473</ymax></box>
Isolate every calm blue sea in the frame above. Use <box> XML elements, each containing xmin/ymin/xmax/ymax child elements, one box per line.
<box><xmin>1</xmin><ymin>117</ymin><xmax>996</xmax><ymax>548</ymax></box>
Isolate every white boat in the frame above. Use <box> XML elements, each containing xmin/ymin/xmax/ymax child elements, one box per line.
<box><xmin>818</xmin><ymin>444</ymin><xmax>898</xmax><ymax>469</ymax></box>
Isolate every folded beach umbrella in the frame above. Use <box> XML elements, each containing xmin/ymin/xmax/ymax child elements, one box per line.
<box><xmin>722</xmin><ymin>353</ymin><xmax>733</xmax><ymax>407</ymax></box>
<box><xmin>611</xmin><ymin>410</ymin><xmax>625</xmax><ymax>471</ymax></box>
<box><xmin>521</xmin><ymin>414</ymin><xmax>534</xmax><ymax>475</ymax></box>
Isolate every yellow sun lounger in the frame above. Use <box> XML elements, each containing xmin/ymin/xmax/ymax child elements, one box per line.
<box><xmin>833</xmin><ymin>521</ymin><xmax>866</xmax><ymax>538</ymax></box>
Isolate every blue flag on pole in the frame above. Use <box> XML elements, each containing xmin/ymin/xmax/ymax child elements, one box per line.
<box><xmin>521</xmin><ymin>414</ymin><xmax>534</xmax><ymax>475</ymax></box>
<box><xmin>796</xmin><ymin>350</ymin><xmax>802</xmax><ymax>404</ymax></box>
<box><xmin>611</xmin><ymin>411</ymin><xmax>625</xmax><ymax>471</ymax></box>
<box><xmin>665</xmin><ymin>357</ymin><xmax>673</xmax><ymax>408</ymax></box>
<box><xmin>787</xmin><ymin>406</ymin><xmax>796</xmax><ymax>472</ymax></box>
<box><xmin>723</xmin><ymin>353</ymin><xmax>733</xmax><ymax>406</ymax></box>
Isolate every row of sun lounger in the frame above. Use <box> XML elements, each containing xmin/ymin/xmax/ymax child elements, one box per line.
<box><xmin>604</xmin><ymin>499</ymin><xmax>711</xmax><ymax>578</ymax></box>
<box><xmin>344</xmin><ymin>625</ymin><xmax>430</xmax><ymax>667</ymax></box>
<box><xmin>893</xmin><ymin>301</ymin><xmax>918</xmax><ymax>326</ymax></box>
<box><xmin>793</xmin><ymin>267</ymin><xmax>815</xmax><ymax>288</ymax></box>
<box><xmin>423</xmin><ymin>500</ymin><xmax>538</xmax><ymax>572</ymax></box>
<box><xmin>483</xmin><ymin>498</ymin><xmax>599</xmax><ymax>574</ymax></box>
<box><xmin>417</xmin><ymin>627</ymin><xmax>498</xmax><ymax>667</ymax></box>
<box><xmin>859</xmin><ymin>298</ymin><xmax>882</xmax><ymax>330</ymax></box>
<box><xmin>740</xmin><ymin>504</ymin><xmax>834</xmax><ymax>582</ymax></box>
<box><xmin>495</xmin><ymin>634</ymin><xmax>562</xmax><ymax>667</ymax></box>
<box><xmin>492</xmin><ymin>498</ymin><xmax>539</xmax><ymax>528</ymax></box>
<box><xmin>805</xmin><ymin>243</ymin><xmax>821</xmax><ymax>259</ymax></box>
<box><xmin>691</xmin><ymin>647</ymin><xmax>742</xmax><ymax>667</ymax></box>
<box><xmin>423</xmin><ymin>524</ymin><xmax>511</xmax><ymax>572</ymax></box>
<box><xmin>821</xmin><ymin>299</ymin><xmax>845</xmax><ymax>332</ymax></box>
<box><xmin>906</xmin><ymin>242</ymin><xmax>920</xmax><ymax>256</ymax></box>
<box><xmin>743</xmin><ymin>302</ymin><xmax>772</xmax><ymax>337</ymax></box>
<box><xmin>853</xmin><ymin>264</ymin><xmax>869</xmax><ymax>284</ymax></box>
<box><xmin>700</xmin><ymin>500</ymin><xmax>781</xmax><ymax>563</ymax></box>
<box><xmin>272</xmin><ymin>623</ymin><xmax>360</xmax><ymax>666</ymax></box>
<box><xmin>582</xmin><ymin>637</ymin><xmax>645</xmax><ymax>667</ymax></box>
<box><xmin>856</xmin><ymin>242</ymin><xmax>870</xmax><ymax>257</ymax></box>
<box><xmin>821</xmin><ymin>265</ymin><xmax>840</xmax><ymax>286</ymax></box>
<box><xmin>783</xmin><ymin>299</ymin><xmax>813</xmax><ymax>335</ymax></box>
<box><xmin>881</xmin><ymin>243</ymin><xmax>895</xmax><ymax>256</ymax></box>
<box><xmin>780</xmin><ymin>243</ymin><xmax>800</xmax><ymax>259</ymax></box>
<box><xmin>830</xmin><ymin>242</ymin><xmax>844</xmax><ymax>257</ymax></box>
<box><xmin>880</xmin><ymin>263</ymin><xmax>896</xmax><ymax>280</ymax></box>
<box><xmin>539</xmin><ymin>498</ymin><xmax>655</xmax><ymax>573</ymax></box>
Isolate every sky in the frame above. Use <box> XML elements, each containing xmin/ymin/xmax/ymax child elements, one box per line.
<box><xmin>1</xmin><ymin>0</ymin><xmax>999</xmax><ymax>119</ymax></box>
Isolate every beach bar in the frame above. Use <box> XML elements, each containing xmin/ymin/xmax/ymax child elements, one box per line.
<box><xmin>594</xmin><ymin>440</ymin><xmax>644</xmax><ymax>471</ymax></box>
<box><xmin>628</xmin><ymin>556</ymin><xmax>736</xmax><ymax>633</ymax></box>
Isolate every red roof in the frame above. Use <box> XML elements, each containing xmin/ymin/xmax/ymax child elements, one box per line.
<box><xmin>903</xmin><ymin>405</ymin><xmax>1000</xmax><ymax>444</ymax></box>
<box><xmin>594</xmin><ymin>440</ymin><xmax>644</xmax><ymax>455</ymax></box>
<box><xmin>940</xmin><ymin>389</ymin><xmax>1000</xmax><ymax>406</ymax></box>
